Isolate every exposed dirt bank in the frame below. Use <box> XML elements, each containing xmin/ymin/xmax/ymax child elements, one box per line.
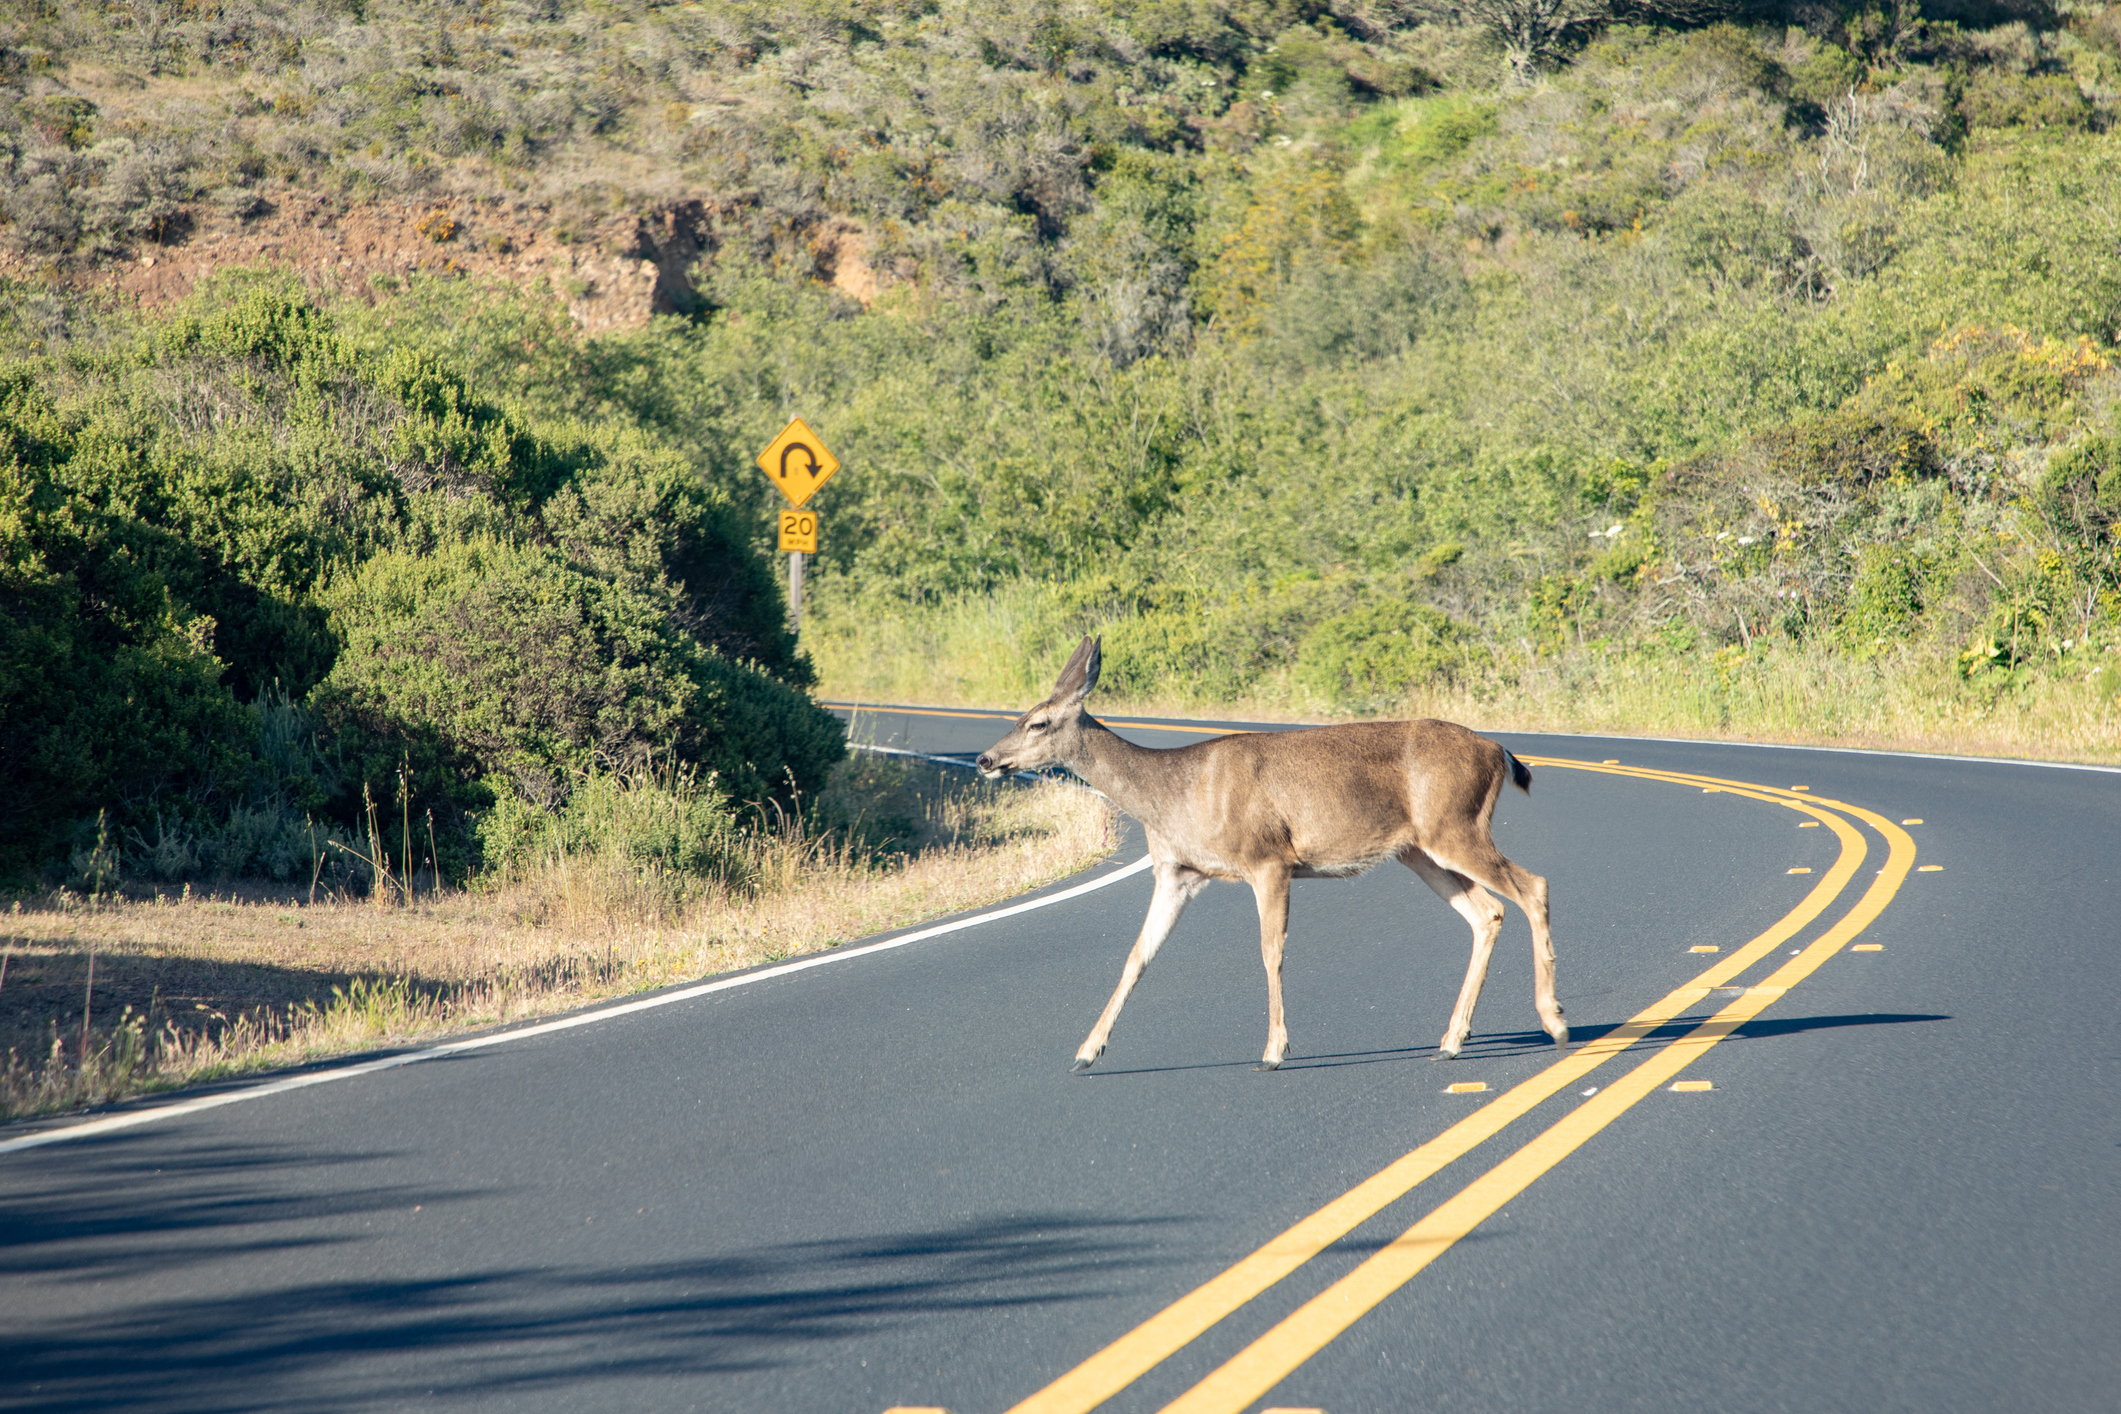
<box><xmin>5</xmin><ymin>192</ymin><xmax>877</xmax><ymax>330</ymax></box>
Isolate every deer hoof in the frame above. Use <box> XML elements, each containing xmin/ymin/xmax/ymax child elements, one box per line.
<box><xmin>1434</xmin><ymin>1043</ymin><xmax>1462</xmax><ymax>1062</ymax></box>
<box><xmin>1546</xmin><ymin>1022</ymin><xmax>1571</xmax><ymax>1046</ymax></box>
<box><xmin>1069</xmin><ymin>1056</ymin><xmax>1095</xmax><ymax>1072</ymax></box>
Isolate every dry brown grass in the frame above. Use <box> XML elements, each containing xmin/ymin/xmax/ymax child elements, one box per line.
<box><xmin>0</xmin><ymin>761</ymin><xmax>1116</xmax><ymax>1123</ymax></box>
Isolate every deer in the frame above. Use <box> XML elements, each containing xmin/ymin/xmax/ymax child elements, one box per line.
<box><xmin>975</xmin><ymin>636</ymin><xmax>1565</xmax><ymax>1071</ymax></box>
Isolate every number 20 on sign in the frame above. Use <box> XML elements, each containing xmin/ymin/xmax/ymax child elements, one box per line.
<box><xmin>778</xmin><ymin>510</ymin><xmax>818</xmax><ymax>554</ymax></box>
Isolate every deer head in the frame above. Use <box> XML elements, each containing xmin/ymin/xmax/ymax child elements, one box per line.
<box><xmin>975</xmin><ymin>636</ymin><xmax>1101</xmax><ymax>779</ymax></box>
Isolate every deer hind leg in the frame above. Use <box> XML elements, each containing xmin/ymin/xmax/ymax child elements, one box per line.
<box><xmin>1402</xmin><ymin>850</ymin><xmax>1506</xmax><ymax>1061</ymax></box>
<box><xmin>1420</xmin><ymin>839</ymin><xmax>1567</xmax><ymax>1051</ymax></box>
<box><xmin>1251</xmin><ymin>867</ymin><xmax>1293</xmax><ymax>1070</ymax></box>
<box><xmin>1073</xmin><ymin>865</ymin><xmax>1205</xmax><ymax>1072</ymax></box>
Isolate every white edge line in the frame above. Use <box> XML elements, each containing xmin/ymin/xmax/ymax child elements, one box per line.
<box><xmin>850</xmin><ymin>743</ymin><xmax>983</xmax><ymax>767</ymax></box>
<box><xmin>0</xmin><ymin>851</ymin><xmax>1155</xmax><ymax>1157</ymax></box>
<box><xmin>847</xmin><ymin>742</ymin><xmax>1104</xmax><ymax>797</ymax></box>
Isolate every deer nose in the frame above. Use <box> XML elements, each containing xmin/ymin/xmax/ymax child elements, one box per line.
<box><xmin>975</xmin><ymin>752</ymin><xmax>996</xmax><ymax>772</ymax></box>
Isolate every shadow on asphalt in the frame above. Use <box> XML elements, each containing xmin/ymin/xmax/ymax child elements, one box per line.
<box><xmin>2</xmin><ymin>1134</ymin><xmax>1192</xmax><ymax>1413</ymax></box>
<box><xmin>1730</xmin><ymin>1011</ymin><xmax>1951</xmax><ymax>1039</ymax></box>
<box><xmin>1078</xmin><ymin>1013</ymin><xmax>1951</xmax><ymax>1078</ymax></box>
<box><xmin>0</xmin><ymin>1138</ymin><xmax>461</xmax><ymax>1283</ymax></box>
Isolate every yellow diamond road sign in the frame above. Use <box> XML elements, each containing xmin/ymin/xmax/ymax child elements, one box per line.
<box><xmin>757</xmin><ymin>417</ymin><xmax>840</xmax><ymax>509</ymax></box>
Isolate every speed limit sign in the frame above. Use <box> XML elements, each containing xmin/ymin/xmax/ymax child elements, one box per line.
<box><xmin>778</xmin><ymin>509</ymin><xmax>818</xmax><ymax>554</ymax></box>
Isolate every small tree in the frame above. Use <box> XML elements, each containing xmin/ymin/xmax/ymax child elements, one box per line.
<box><xmin>1408</xmin><ymin>0</ymin><xmax>1743</xmax><ymax>82</ymax></box>
<box><xmin>1448</xmin><ymin>0</ymin><xmax>1613</xmax><ymax>81</ymax></box>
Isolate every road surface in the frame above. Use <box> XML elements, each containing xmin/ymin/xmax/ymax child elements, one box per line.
<box><xmin>3</xmin><ymin>704</ymin><xmax>2116</xmax><ymax>1414</ymax></box>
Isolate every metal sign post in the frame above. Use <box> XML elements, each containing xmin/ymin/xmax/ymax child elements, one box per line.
<box><xmin>757</xmin><ymin>420</ymin><xmax>838</xmax><ymax>638</ymax></box>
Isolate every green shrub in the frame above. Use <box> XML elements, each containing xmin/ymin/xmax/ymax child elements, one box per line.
<box><xmin>1347</xmin><ymin>94</ymin><xmax>1499</xmax><ymax>181</ymax></box>
<box><xmin>319</xmin><ymin>533</ymin><xmax>842</xmax><ymax>815</ymax></box>
<box><xmin>1296</xmin><ymin>600</ymin><xmax>1485</xmax><ymax>708</ymax></box>
<box><xmin>0</xmin><ymin>384</ymin><xmax>255</xmax><ymax>875</ymax></box>
<box><xmin>476</xmin><ymin>763</ymin><xmax>738</xmax><ymax>882</ymax></box>
<box><xmin>1095</xmin><ymin>608</ymin><xmax>1222</xmax><ymax>700</ymax></box>
<box><xmin>1838</xmin><ymin>546</ymin><xmax>1929</xmax><ymax>654</ymax></box>
<box><xmin>318</xmin><ymin>538</ymin><xmax>691</xmax><ymax>797</ymax></box>
<box><xmin>2039</xmin><ymin>433</ymin><xmax>2121</xmax><ymax>532</ymax></box>
<box><xmin>1961</xmin><ymin>71</ymin><xmax>2093</xmax><ymax>131</ymax></box>
<box><xmin>1751</xmin><ymin>408</ymin><xmax>1942</xmax><ymax>491</ymax></box>
<box><xmin>1787</xmin><ymin>42</ymin><xmax>1865</xmax><ymax>124</ymax></box>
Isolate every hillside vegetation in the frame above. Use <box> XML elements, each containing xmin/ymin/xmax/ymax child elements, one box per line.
<box><xmin>4</xmin><ymin>0</ymin><xmax>2121</xmax><ymax>900</ymax></box>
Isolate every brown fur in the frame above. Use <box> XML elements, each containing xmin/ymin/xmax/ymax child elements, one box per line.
<box><xmin>977</xmin><ymin>636</ymin><xmax>1565</xmax><ymax>1069</ymax></box>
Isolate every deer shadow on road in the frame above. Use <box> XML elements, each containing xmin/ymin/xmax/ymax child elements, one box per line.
<box><xmin>1084</xmin><ymin>1011</ymin><xmax>1952</xmax><ymax>1077</ymax></box>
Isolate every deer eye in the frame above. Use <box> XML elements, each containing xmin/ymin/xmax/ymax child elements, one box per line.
<box><xmin>1026</xmin><ymin>719</ymin><xmax>1049</xmax><ymax>732</ymax></box>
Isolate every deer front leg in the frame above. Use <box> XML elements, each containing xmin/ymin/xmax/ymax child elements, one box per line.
<box><xmin>1073</xmin><ymin>866</ymin><xmax>1201</xmax><ymax>1071</ymax></box>
<box><xmin>1252</xmin><ymin>867</ymin><xmax>1293</xmax><ymax>1070</ymax></box>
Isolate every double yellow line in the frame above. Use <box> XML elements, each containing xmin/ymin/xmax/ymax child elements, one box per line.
<box><xmin>1002</xmin><ymin>759</ymin><xmax>1917</xmax><ymax>1414</ymax></box>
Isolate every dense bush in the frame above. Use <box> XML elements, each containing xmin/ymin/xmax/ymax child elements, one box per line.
<box><xmin>320</xmin><ymin>534</ymin><xmax>840</xmax><ymax>806</ymax></box>
<box><xmin>0</xmin><ymin>278</ymin><xmax>839</xmax><ymax>883</ymax></box>
<box><xmin>1296</xmin><ymin>600</ymin><xmax>1487</xmax><ymax>706</ymax></box>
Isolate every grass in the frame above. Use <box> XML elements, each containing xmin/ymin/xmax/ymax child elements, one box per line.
<box><xmin>0</xmin><ymin>755</ymin><xmax>1116</xmax><ymax>1124</ymax></box>
<box><xmin>806</xmin><ymin>584</ymin><xmax>1064</xmax><ymax>712</ymax></box>
<box><xmin>1405</xmin><ymin>639</ymin><xmax>2121</xmax><ymax>764</ymax></box>
<box><xmin>808</xmin><ymin>591</ymin><xmax>2121</xmax><ymax>765</ymax></box>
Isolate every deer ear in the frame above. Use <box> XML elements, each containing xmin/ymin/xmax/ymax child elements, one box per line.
<box><xmin>1053</xmin><ymin>635</ymin><xmax>1100</xmax><ymax>702</ymax></box>
<box><xmin>1077</xmin><ymin>636</ymin><xmax>1102</xmax><ymax>699</ymax></box>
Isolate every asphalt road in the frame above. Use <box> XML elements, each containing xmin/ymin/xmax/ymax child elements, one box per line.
<box><xmin>4</xmin><ymin>704</ymin><xmax>2117</xmax><ymax>1414</ymax></box>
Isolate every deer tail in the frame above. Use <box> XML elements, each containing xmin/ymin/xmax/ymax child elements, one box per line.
<box><xmin>1505</xmin><ymin>750</ymin><xmax>1533</xmax><ymax>795</ymax></box>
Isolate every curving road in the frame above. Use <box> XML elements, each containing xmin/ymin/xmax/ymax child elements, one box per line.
<box><xmin>3</xmin><ymin>705</ymin><xmax>2117</xmax><ymax>1414</ymax></box>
